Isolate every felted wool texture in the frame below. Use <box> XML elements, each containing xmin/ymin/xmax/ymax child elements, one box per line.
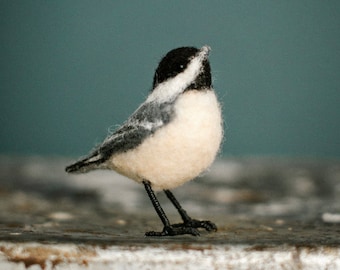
<box><xmin>65</xmin><ymin>47</ymin><xmax>213</xmax><ymax>175</ymax></box>
<box><xmin>109</xmin><ymin>89</ymin><xmax>223</xmax><ymax>190</ymax></box>
<box><xmin>147</xmin><ymin>46</ymin><xmax>210</xmax><ymax>104</ymax></box>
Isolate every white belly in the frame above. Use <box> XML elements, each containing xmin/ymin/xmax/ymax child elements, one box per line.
<box><xmin>109</xmin><ymin>90</ymin><xmax>223</xmax><ymax>190</ymax></box>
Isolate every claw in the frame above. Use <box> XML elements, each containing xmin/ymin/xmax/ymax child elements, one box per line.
<box><xmin>145</xmin><ymin>225</ymin><xmax>200</xmax><ymax>237</ymax></box>
<box><xmin>172</xmin><ymin>219</ymin><xmax>217</xmax><ymax>232</ymax></box>
<box><xmin>145</xmin><ymin>219</ymin><xmax>217</xmax><ymax>237</ymax></box>
<box><xmin>197</xmin><ymin>220</ymin><xmax>218</xmax><ymax>232</ymax></box>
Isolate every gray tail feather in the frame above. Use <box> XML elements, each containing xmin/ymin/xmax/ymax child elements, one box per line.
<box><xmin>65</xmin><ymin>153</ymin><xmax>106</xmax><ymax>174</ymax></box>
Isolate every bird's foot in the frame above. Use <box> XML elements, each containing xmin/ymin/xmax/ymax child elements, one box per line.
<box><xmin>145</xmin><ymin>220</ymin><xmax>217</xmax><ymax>237</ymax></box>
<box><xmin>173</xmin><ymin>219</ymin><xmax>217</xmax><ymax>232</ymax></box>
<box><xmin>145</xmin><ymin>225</ymin><xmax>200</xmax><ymax>237</ymax></box>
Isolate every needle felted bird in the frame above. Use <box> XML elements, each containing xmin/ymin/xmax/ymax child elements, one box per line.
<box><xmin>66</xmin><ymin>45</ymin><xmax>223</xmax><ymax>236</ymax></box>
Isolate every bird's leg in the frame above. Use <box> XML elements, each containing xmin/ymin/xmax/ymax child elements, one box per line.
<box><xmin>164</xmin><ymin>189</ymin><xmax>217</xmax><ymax>232</ymax></box>
<box><xmin>143</xmin><ymin>181</ymin><xmax>199</xmax><ymax>236</ymax></box>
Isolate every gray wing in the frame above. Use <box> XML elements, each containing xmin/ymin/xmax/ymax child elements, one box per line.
<box><xmin>65</xmin><ymin>101</ymin><xmax>174</xmax><ymax>173</ymax></box>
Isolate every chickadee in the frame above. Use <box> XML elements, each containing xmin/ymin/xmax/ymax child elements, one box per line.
<box><xmin>66</xmin><ymin>46</ymin><xmax>223</xmax><ymax>236</ymax></box>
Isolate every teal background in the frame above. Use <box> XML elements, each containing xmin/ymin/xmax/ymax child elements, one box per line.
<box><xmin>1</xmin><ymin>1</ymin><xmax>340</xmax><ymax>158</ymax></box>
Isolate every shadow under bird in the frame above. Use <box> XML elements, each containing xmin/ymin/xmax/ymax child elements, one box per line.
<box><xmin>66</xmin><ymin>45</ymin><xmax>223</xmax><ymax>236</ymax></box>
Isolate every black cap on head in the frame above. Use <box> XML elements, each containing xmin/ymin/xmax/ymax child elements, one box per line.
<box><xmin>152</xmin><ymin>47</ymin><xmax>212</xmax><ymax>90</ymax></box>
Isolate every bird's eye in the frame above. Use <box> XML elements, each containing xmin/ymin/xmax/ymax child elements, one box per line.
<box><xmin>179</xmin><ymin>64</ymin><xmax>184</xmax><ymax>69</ymax></box>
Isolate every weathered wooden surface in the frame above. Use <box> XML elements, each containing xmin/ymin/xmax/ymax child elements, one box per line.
<box><xmin>0</xmin><ymin>156</ymin><xmax>339</xmax><ymax>269</ymax></box>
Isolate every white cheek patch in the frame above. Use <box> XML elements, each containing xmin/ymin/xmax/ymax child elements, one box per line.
<box><xmin>109</xmin><ymin>90</ymin><xmax>223</xmax><ymax>190</ymax></box>
<box><xmin>147</xmin><ymin>47</ymin><xmax>210</xmax><ymax>104</ymax></box>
